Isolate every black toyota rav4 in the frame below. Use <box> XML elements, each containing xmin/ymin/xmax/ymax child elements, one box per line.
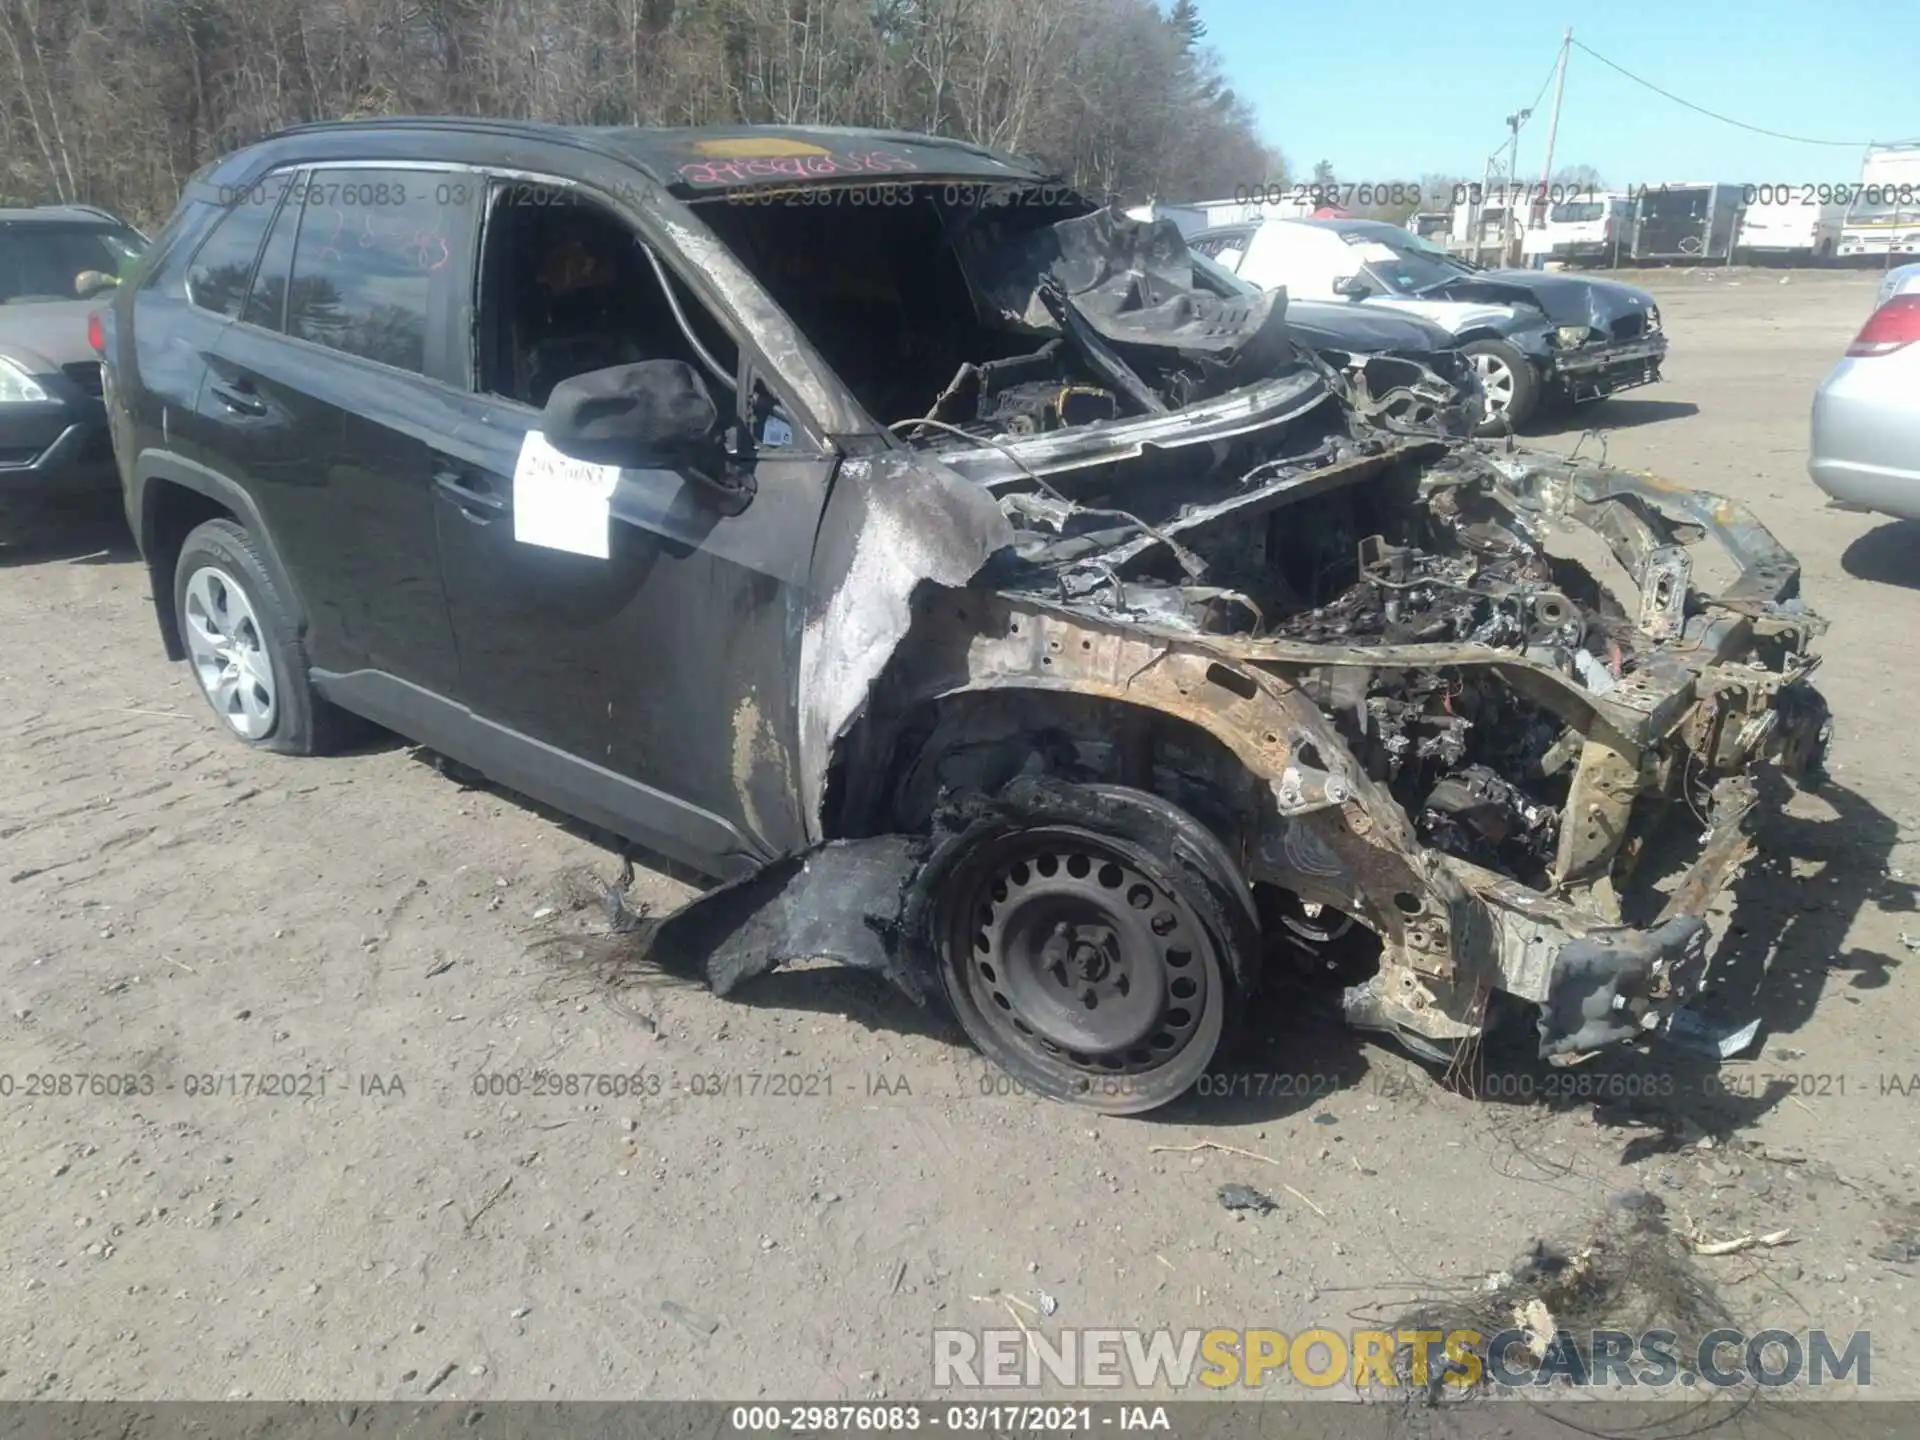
<box><xmin>103</xmin><ymin>120</ymin><xmax>1828</xmax><ymax>1112</ymax></box>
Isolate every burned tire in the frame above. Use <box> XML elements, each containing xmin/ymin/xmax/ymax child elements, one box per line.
<box><xmin>1462</xmin><ymin>338</ymin><xmax>1541</xmax><ymax>436</ymax></box>
<box><xmin>923</xmin><ymin>781</ymin><xmax>1258</xmax><ymax>1115</ymax></box>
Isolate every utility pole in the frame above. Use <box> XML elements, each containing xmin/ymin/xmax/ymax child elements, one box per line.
<box><xmin>1532</xmin><ymin>27</ymin><xmax>1572</xmax><ymax>266</ymax></box>
<box><xmin>1537</xmin><ymin>28</ymin><xmax>1571</xmax><ymax>199</ymax></box>
<box><xmin>1502</xmin><ymin>108</ymin><xmax>1531</xmax><ymax>264</ymax></box>
<box><xmin>1475</xmin><ymin>153</ymin><xmax>1494</xmax><ymax>266</ymax></box>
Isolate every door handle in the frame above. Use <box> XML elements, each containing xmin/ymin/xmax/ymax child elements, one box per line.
<box><xmin>432</xmin><ymin>463</ymin><xmax>507</xmax><ymax>523</ymax></box>
<box><xmin>209</xmin><ymin>378</ymin><xmax>267</xmax><ymax>416</ymax></box>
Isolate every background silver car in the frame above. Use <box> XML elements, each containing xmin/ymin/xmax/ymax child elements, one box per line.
<box><xmin>1876</xmin><ymin>261</ymin><xmax>1920</xmax><ymax>308</ymax></box>
<box><xmin>1809</xmin><ymin>267</ymin><xmax>1920</xmax><ymax>519</ymax></box>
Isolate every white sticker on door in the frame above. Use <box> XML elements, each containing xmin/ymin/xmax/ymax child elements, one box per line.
<box><xmin>511</xmin><ymin>430</ymin><xmax>622</xmax><ymax>559</ymax></box>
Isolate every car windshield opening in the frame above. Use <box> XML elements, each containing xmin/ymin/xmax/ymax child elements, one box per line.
<box><xmin>693</xmin><ymin>185</ymin><xmax>1305</xmax><ymax>436</ymax></box>
<box><xmin>1848</xmin><ymin>200</ymin><xmax>1920</xmax><ymax>224</ymax></box>
<box><xmin>694</xmin><ymin>183</ymin><xmax>1082</xmax><ymax>429</ymax></box>
<box><xmin>1348</xmin><ymin>234</ymin><xmax>1469</xmax><ymax>295</ymax></box>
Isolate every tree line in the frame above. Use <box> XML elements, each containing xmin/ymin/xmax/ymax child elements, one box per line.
<box><xmin>1</xmin><ymin>0</ymin><xmax>1283</xmax><ymax>227</ymax></box>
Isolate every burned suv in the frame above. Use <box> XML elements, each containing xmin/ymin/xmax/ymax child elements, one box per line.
<box><xmin>102</xmin><ymin>122</ymin><xmax>1827</xmax><ymax>1112</ymax></box>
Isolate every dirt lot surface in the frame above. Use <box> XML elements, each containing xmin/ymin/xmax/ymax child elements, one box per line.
<box><xmin>3</xmin><ymin>268</ymin><xmax>1918</xmax><ymax>1407</ymax></box>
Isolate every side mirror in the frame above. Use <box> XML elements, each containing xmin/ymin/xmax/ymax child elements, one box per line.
<box><xmin>74</xmin><ymin>269</ymin><xmax>120</xmax><ymax>299</ymax></box>
<box><xmin>543</xmin><ymin>359</ymin><xmax>721</xmax><ymax>469</ymax></box>
<box><xmin>1332</xmin><ymin>274</ymin><xmax>1371</xmax><ymax>298</ymax></box>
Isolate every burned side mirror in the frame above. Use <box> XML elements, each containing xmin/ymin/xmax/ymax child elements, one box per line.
<box><xmin>542</xmin><ymin>359</ymin><xmax>756</xmax><ymax>515</ymax></box>
<box><xmin>543</xmin><ymin>359</ymin><xmax>722</xmax><ymax>470</ymax></box>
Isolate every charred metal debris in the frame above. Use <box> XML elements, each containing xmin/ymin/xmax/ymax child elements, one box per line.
<box><xmin>624</xmin><ymin>202</ymin><xmax>1830</xmax><ymax>1109</ymax></box>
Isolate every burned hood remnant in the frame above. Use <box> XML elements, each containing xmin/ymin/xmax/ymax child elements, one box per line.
<box><xmin>636</xmin><ymin>158</ymin><xmax>1830</xmax><ymax>1113</ymax></box>
<box><xmin>975</xmin><ymin>205</ymin><xmax>1296</xmax><ymax>405</ymax></box>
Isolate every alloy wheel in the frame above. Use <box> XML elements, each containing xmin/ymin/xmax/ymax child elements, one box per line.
<box><xmin>182</xmin><ymin>565</ymin><xmax>277</xmax><ymax>740</ymax></box>
<box><xmin>1470</xmin><ymin>351</ymin><xmax>1516</xmax><ymax>418</ymax></box>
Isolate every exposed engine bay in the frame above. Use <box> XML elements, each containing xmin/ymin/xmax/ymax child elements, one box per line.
<box><xmin>820</xmin><ymin>399</ymin><xmax>1829</xmax><ymax>1075</ymax></box>
<box><xmin>633</xmin><ymin>180</ymin><xmax>1831</xmax><ymax>1107</ymax></box>
<box><xmin>697</xmin><ymin>193</ymin><xmax>1473</xmax><ymax>443</ymax></box>
<box><xmin>743</xmin><ymin>198</ymin><xmax>1824</xmax><ymax>910</ymax></box>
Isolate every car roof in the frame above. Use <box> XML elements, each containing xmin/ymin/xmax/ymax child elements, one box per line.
<box><xmin>0</xmin><ymin>204</ymin><xmax>131</xmax><ymax>225</ymax></box>
<box><xmin>1293</xmin><ymin>217</ymin><xmax>1414</xmax><ymax>242</ymax></box>
<box><xmin>1190</xmin><ymin>223</ymin><xmax>1258</xmax><ymax>242</ymax></box>
<box><xmin>235</xmin><ymin>119</ymin><xmax>1057</xmax><ymax>199</ymax></box>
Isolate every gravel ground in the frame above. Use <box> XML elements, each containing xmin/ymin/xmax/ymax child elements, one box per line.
<box><xmin>1</xmin><ymin>266</ymin><xmax>1916</xmax><ymax>1405</ymax></box>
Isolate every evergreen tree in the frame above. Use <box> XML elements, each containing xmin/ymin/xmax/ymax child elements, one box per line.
<box><xmin>1167</xmin><ymin>0</ymin><xmax>1207</xmax><ymax>50</ymax></box>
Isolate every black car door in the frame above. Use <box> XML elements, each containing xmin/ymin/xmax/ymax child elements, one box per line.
<box><xmin>125</xmin><ymin>174</ymin><xmax>296</xmax><ymax>480</ymax></box>
<box><xmin>425</xmin><ymin>174</ymin><xmax>836</xmax><ymax>876</ymax></box>
<box><xmin>201</xmin><ymin>166</ymin><xmax>479</xmax><ymax>696</ymax></box>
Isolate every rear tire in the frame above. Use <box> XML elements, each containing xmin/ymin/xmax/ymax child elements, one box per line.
<box><xmin>1462</xmin><ymin>338</ymin><xmax>1541</xmax><ymax>436</ymax></box>
<box><xmin>172</xmin><ymin>518</ymin><xmax>357</xmax><ymax>755</ymax></box>
<box><xmin>921</xmin><ymin>781</ymin><xmax>1259</xmax><ymax>1115</ymax></box>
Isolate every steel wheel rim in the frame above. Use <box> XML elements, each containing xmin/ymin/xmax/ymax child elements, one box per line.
<box><xmin>183</xmin><ymin>565</ymin><xmax>277</xmax><ymax>739</ymax></box>
<box><xmin>948</xmin><ymin>827</ymin><xmax>1218</xmax><ymax>1084</ymax></box>
<box><xmin>1471</xmin><ymin>352</ymin><xmax>1515</xmax><ymax>414</ymax></box>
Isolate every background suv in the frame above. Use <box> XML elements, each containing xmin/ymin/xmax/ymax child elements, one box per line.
<box><xmin>0</xmin><ymin>205</ymin><xmax>147</xmax><ymax>524</ymax></box>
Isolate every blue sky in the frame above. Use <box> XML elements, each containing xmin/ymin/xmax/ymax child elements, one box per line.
<box><xmin>1199</xmin><ymin>0</ymin><xmax>1918</xmax><ymax>188</ymax></box>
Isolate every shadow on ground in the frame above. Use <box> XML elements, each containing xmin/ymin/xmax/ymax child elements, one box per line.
<box><xmin>0</xmin><ymin>497</ymin><xmax>136</xmax><ymax>568</ymax></box>
<box><xmin>1449</xmin><ymin>767</ymin><xmax>1912</xmax><ymax>1159</ymax></box>
<box><xmin>1704</xmin><ymin>768</ymin><xmax>1909</xmax><ymax>1029</ymax></box>
<box><xmin>1533</xmin><ymin>397</ymin><xmax>1702</xmax><ymax>439</ymax></box>
<box><xmin>1841</xmin><ymin>519</ymin><xmax>1920</xmax><ymax>589</ymax></box>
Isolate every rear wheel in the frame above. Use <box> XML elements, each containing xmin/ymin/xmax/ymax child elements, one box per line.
<box><xmin>925</xmin><ymin>783</ymin><xmax>1257</xmax><ymax>1114</ymax></box>
<box><xmin>173</xmin><ymin>518</ymin><xmax>357</xmax><ymax>755</ymax></box>
<box><xmin>1462</xmin><ymin>338</ymin><xmax>1541</xmax><ymax>435</ymax></box>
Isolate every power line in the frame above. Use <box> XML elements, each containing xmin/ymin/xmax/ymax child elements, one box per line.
<box><xmin>1570</xmin><ymin>38</ymin><xmax>1893</xmax><ymax>148</ymax></box>
<box><xmin>1521</xmin><ymin>53</ymin><xmax>1559</xmax><ymax>122</ymax></box>
<box><xmin>1479</xmin><ymin>53</ymin><xmax>1560</xmax><ymax>165</ymax></box>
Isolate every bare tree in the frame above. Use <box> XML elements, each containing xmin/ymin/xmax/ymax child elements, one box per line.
<box><xmin>0</xmin><ymin>0</ymin><xmax>1279</xmax><ymax>226</ymax></box>
<box><xmin>1551</xmin><ymin>163</ymin><xmax>1607</xmax><ymax>192</ymax></box>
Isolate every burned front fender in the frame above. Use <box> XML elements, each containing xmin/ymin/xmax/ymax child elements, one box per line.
<box><xmin>796</xmin><ymin>448</ymin><xmax>1015</xmax><ymax>838</ymax></box>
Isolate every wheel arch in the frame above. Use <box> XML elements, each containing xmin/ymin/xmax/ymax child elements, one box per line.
<box><xmin>835</xmin><ymin>682</ymin><xmax>1268</xmax><ymax>858</ymax></box>
<box><xmin>822</xmin><ymin>592</ymin><xmax>1466</xmax><ymax>958</ymax></box>
<box><xmin>133</xmin><ymin>451</ymin><xmax>304</xmax><ymax>661</ymax></box>
<box><xmin>1454</xmin><ymin>325</ymin><xmax>1532</xmax><ymax>350</ymax></box>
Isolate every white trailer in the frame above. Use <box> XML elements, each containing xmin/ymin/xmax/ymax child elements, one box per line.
<box><xmin>1839</xmin><ymin>144</ymin><xmax>1920</xmax><ymax>260</ymax></box>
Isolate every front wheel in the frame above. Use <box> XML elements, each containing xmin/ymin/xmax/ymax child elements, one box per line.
<box><xmin>1461</xmin><ymin>338</ymin><xmax>1542</xmax><ymax>436</ymax></box>
<box><xmin>923</xmin><ymin>782</ymin><xmax>1258</xmax><ymax>1114</ymax></box>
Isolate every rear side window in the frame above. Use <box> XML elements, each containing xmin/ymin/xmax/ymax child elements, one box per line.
<box><xmin>186</xmin><ymin>175</ymin><xmax>291</xmax><ymax>317</ymax></box>
<box><xmin>283</xmin><ymin>171</ymin><xmax>456</xmax><ymax>374</ymax></box>
<box><xmin>243</xmin><ymin>189</ymin><xmax>301</xmax><ymax>331</ymax></box>
<box><xmin>134</xmin><ymin>202</ymin><xmax>210</xmax><ymax>296</ymax></box>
